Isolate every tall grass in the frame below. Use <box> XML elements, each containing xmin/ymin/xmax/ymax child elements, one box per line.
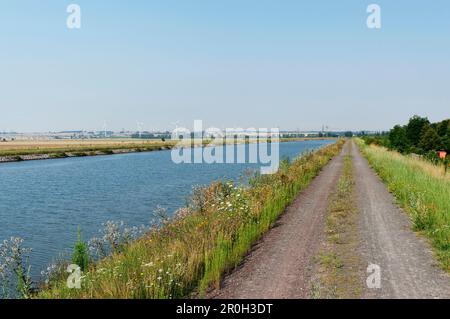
<box><xmin>356</xmin><ymin>139</ymin><xmax>450</xmax><ymax>271</ymax></box>
<box><xmin>37</xmin><ymin>141</ymin><xmax>344</xmax><ymax>299</ymax></box>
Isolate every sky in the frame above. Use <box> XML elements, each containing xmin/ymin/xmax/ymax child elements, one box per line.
<box><xmin>0</xmin><ymin>0</ymin><xmax>449</xmax><ymax>132</ymax></box>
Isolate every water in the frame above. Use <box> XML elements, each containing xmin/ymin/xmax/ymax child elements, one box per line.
<box><xmin>0</xmin><ymin>140</ymin><xmax>333</xmax><ymax>278</ymax></box>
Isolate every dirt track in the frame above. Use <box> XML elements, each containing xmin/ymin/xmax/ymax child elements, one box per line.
<box><xmin>210</xmin><ymin>141</ymin><xmax>450</xmax><ymax>299</ymax></box>
<box><xmin>209</xmin><ymin>142</ymin><xmax>350</xmax><ymax>298</ymax></box>
<box><xmin>352</xmin><ymin>141</ymin><xmax>450</xmax><ymax>298</ymax></box>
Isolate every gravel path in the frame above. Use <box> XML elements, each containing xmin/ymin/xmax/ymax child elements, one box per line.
<box><xmin>352</xmin><ymin>140</ymin><xmax>450</xmax><ymax>299</ymax></box>
<box><xmin>209</xmin><ymin>142</ymin><xmax>351</xmax><ymax>298</ymax></box>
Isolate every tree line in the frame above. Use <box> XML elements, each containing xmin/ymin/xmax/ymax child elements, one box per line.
<box><xmin>363</xmin><ymin>115</ymin><xmax>450</xmax><ymax>162</ymax></box>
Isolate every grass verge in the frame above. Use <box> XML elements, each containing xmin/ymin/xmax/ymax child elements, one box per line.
<box><xmin>356</xmin><ymin>138</ymin><xmax>450</xmax><ymax>272</ymax></box>
<box><xmin>311</xmin><ymin>144</ymin><xmax>364</xmax><ymax>298</ymax></box>
<box><xmin>37</xmin><ymin>140</ymin><xmax>344</xmax><ymax>299</ymax></box>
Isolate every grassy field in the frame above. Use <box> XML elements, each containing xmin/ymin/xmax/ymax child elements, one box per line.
<box><xmin>0</xmin><ymin>137</ymin><xmax>334</xmax><ymax>158</ymax></box>
<box><xmin>356</xmin><ymin>139</ymin><xmax>450</xmax><ymax>272</ymax></box>
<box><xmin>37</xmin><ymin>140</ymin><xmax>344</xmax><ymax>299</ymax></box>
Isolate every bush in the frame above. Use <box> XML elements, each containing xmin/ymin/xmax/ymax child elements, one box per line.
<box><xmin>424</xmin><ymin>151</ymin><xmax>440</xmax><ymax>165</ymax></box>
<box><xmin>72</xmin><ymin>228</ymin><xmax>89</xmax><ymax>272</ymax></box>
<box><xmin>362</xmin><ymin>136</ymin><xmax>386</xmax><ymax>147</ymax></box>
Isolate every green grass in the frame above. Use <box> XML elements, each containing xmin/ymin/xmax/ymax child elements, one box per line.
<box><xmin>356</xmin><ymin>138</ymin><xmax>450</xmax><ymax>272</ymax></box>
<box><xmin>37</xmin><ymin>140</ymin><xmax>344</xmax><ymax>299</ymax></box>
<box><xmin>312</xmin><ymin>146</ymin><xmax>364</xmax><ymax>299</ymax></box>
<box><xmin>49</xmin><ymin>153</ymin><xmax>68</xmax><ymax>159</ymax></box>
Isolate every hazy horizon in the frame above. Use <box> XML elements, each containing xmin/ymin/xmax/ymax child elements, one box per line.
<box><xmin>1</xmin><ymin>1</ymin><xmax>449</xmax><ymax>132</ymax></box>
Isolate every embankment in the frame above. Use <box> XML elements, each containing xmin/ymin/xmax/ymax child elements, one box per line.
<box><xmin>37</xmin><ymin>140</ymin><xmax>344</xmax><ymax>299</ymax></box>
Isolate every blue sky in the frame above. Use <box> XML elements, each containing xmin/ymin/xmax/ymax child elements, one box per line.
<box><xmin>0</xmin><ymin>1</ymin><xmax>449</xmax><ymax>132</ymax></box>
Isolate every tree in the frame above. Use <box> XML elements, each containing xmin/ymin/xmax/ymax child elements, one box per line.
<box><xmin>436</xmin><ymin>119</ymin><xmax>449</xmax><ymax>137</ymax></box>
<box><xmin>344</xmin><ymin>131</ymin><xmax>353</xmax><ymax>137</ymax></box>
<box><xmin>441</xmin><ymin>133</ymin><xmax>450</xmax><ymax>153</ymax></box>
<box><xmin>419</xmin><ymin>126</ymin><xmax>442</xmax><ymax>152</ymax></box>
<box><xmin>388</xmin><ymin>125</ymin><xmax>410</xmax><ymax>153</ymax></box>
<box><xmin>406</xmin><ymin>115</ymin><xmax>430</xmax><ymax>146</ymax></box>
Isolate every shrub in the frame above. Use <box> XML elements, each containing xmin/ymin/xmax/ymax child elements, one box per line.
<box><xmin>72</xmin><ymin>228</ymin><xmax>89</xmax><ymax>272</ymax></box>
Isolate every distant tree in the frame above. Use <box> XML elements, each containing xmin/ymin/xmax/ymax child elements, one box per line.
<box><xmin>436</xmin><ymin>119</ymin><xmax>449</xmax><ymax>137</ymax></box>
<box><xmin>441</xmin><ymin>133</ymin><xmax>450</xmax><ymax>152</ymax></box>
<box><xmin>389</xmin><ymin>125</ymin><xmax>410</xmax><ymax>153</ymax></box>
<box><xmin>405</xmin><ymin>115</ymin><xmax>430</xmax><ymax>146</ymax></box>
<box><xmin>344</xmin><ymin>131</ymin><xmax>353</xmax><ymax>137</ymax></box>
<box><xmin>419</xmin><ymin>126</ymin><xmax>442</xmax><ymax>152</ymax></box>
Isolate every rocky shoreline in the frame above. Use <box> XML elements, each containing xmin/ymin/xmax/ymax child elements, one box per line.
<box><xmin>0</xmin><ymin>147</ymin><xmax>173</xmax><ymax>164</ymax></box>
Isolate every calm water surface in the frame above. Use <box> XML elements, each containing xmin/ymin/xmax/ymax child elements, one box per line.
<box><xmin>0</xmin><ymin>140</ymin><xmax>334</xmax><ymax>277</ymax></box>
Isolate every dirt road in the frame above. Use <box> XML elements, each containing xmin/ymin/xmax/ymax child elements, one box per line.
<box><xmin>352</xmin><ymin>141</ymin><xmax>450</xmax><ymax>298</ymax></box>
<box><xmin>209</xmin><ymin>142</ymin><xmax>351</xmax><ymax>298</ymax></box>
<box><xmin>210</xmin><ymin>140</ymin><xmax>450</xmax><ymax>299</ymax></box>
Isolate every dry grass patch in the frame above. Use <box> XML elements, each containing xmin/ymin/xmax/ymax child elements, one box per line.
<box><xmin>311</xmin><ymin>146</ymin><xmax>364</xmax><ymax>299</ymax></box>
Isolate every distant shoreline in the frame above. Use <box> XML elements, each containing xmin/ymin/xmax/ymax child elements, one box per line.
<box><xmin>0</xmin><ymin>147</ymin><xmax>171</xmax><ymax>163</ymax></box>
<box><xmin>0</xmin><ymin>138</ymin><xmax>336</xmax><ymax>164</ymax></box>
